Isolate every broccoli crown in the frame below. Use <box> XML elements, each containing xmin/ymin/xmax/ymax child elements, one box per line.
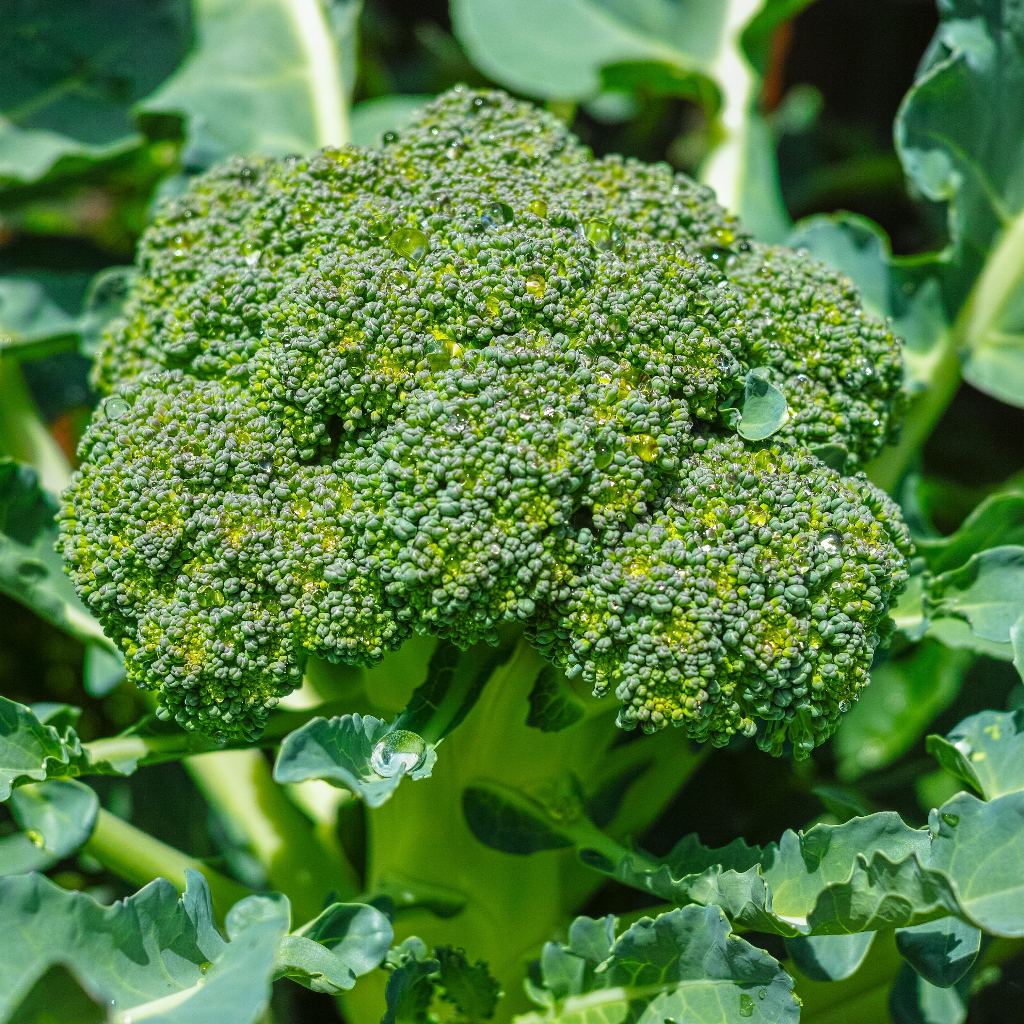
<box><xmin>62</xmin><ymin>87</ymin><xmax>910</xmax><ymax>752</ymax></box>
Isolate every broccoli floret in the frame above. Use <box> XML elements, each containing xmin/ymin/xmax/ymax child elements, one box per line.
<box><xmin>61</xmin><ymin>86</ymin><xmax>909</xmax><ymax>750</ymax></box>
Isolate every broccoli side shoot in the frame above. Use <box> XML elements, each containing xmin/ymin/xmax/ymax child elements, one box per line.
<box><xmin>61</xmin><ymin>87</ymin><xmax>910</xmax><ymax>753</ymax></box>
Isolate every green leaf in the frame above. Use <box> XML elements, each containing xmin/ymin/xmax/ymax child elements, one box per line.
<box><xmin>351</xmin><ymin>95</ymin><xmax>434</xmax><ymax>147</ymax></box>
<box><xmin>6</xmin><ymin>964</ymin><xmax>107</xmax><ymax>1024</ymax></box>
<box><xmin>450</xmin><ymin>0</ymin><xmax>729</xmax><ymax>101</ymax></box>
<box><xmin>0</xmin><ymin>275</ymin><xmax>82</xmax><ymax>359</ymax></box>
<box><xmin>928</xmin><ymin>790</ymin><xmax>1024</xmax><ymax>937</ymax></box>
<box><xmin>889</xmin><ymin>964</ymin><xmax>968</xmax><ymax>1024</ymax></box>
<box><xmin>517</xmin><ymin>905</ymin><xmax>800</xmax><ymax>1023</ymax></box>
<box><xmin>0</xmin><ymin>779</ymin><xmax>98</xmax><ymax>876</ymax></box>
<box><xmin>1013</xmin><ymin>610</ymin><xmax>1024</xmax><ymax>683</ymax></box>
<box><xmin>916</xmin><ymin>491</ymin><xmax>1024</xmax><ymax>574</ymax></box>
<box><xmin>734</xmin><ymin>367</ymin><xmax>789</xmax><ymax>441</ymax></box>
<box><xmin>926</xmin><ymin>708</ymin><xmax>1024</xmax><ymax>800</ymax></box>
<box><xmin>834</xmin><ymin>641</ymin><xmax>970</xmax><ymax>781</ymax></box>
<box><xmin>895</xmin><ymin>917</ymin><xmax>980</xmax><ymax>989</ymax></box>
<box><xmin>895</xmin><ymin>1</ymin><xmax>1024</xmax><ymax>407</ymax></box>
<box><xmin>462</xmin><ymin>782</ymin><xmax>575</xmax><ymax>854</ymax></box>
<box><xmin>275</xmin><ymin>901</ymin><xmax>393</xmax><ymax>994</ymax></box>
<box><xmin>760</xmin><ymin>815</ymin><xmax>943</xmax><ymax>935</ymax></box>
<box><xmin>0</xmin><ymin>0</ymin><xmax>190</xmax><ymax>184</ymax></box>
<box><xmin>526</xmin><ymin>666</ymin><xmax>585</xmax><ymax>733</ymax></box>
<box><xmin>0</xmin><ymin>459</ymin><xmax>113</xmax><ymax>650</ymax></box>
<box><xmin>83</xmin><ymin>643</ymin><xmax>126</xmax><ymax>698</ymax></box>
<box><xmin>0</xmin><ymin>697</ymin><xmax>132</xmax><ymax>800</ymax></box>
<box><xmin>926</xmin><ymin>546</ymin><xmax>1024</xmax><ymax>648</ymax></box>
<box><xmin>0</xmin><ymin>871</ymin><xmax>288</xmax><ymax>1022</ymax></box>
<box><xmin>138</xmin><ymin>0</ymin><xmax>356</xmax><ymax>164</ymax></box>
<box><xmin>383</xmin><ymin>938</ymin><xmax>501</xmax><ymax>1024</ymax></box>
<box><xmin>784</xmin><ymin>932</ymin><xmax>875</xmax><ymax>982</ymax></box>
<box><xmin>273</xmin><ymin>713</ymin><xmax>435</xmax><ymax>808</ymax></box>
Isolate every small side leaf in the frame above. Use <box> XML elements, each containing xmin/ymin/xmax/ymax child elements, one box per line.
<box><xmin>895</xmin><ymin>917</ymin><xmax>981</xmax><ymax>989</ymax></box>
<box><xmin>276</xmin><ymin>902</ymin><xmax>393</xmax><ymax>994</ymax></box>
<box><xmin>785</xmin><ymin>932</ymin><xmax>875</xmax><ymax>982</ymax></box>
<box><xmin>737</xmin><ymin>367</ymin><xmax>789</xmax><ymax>441</ymax></box>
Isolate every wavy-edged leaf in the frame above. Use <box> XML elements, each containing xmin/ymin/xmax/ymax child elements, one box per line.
<box><xmin>925</xmin><ymin>546</ymin><xmax>1024</xmax><ymax>651</ymax></box>
<box><xmin>275</xmin><ymin>901</ymin><xmax>392</xmax><ymax>994</ymax></box>
<box><xmin>928</xmin><ymin>790</ymin><xmax>1024</xmax><ymax>937</ymax></box>
<box><xmin>0</xmin><ymin>0</ymin><xmax>190</xmax><ymax>184</ymax></box>
<box><xmin>518</xmin><ymin>905</ymin><xmax>800</xmax><ymax>1023</ymax></box>
<box><xmin>916</xmin><ymin>492</ymin><xmax>1024</xmax><ymax>573</ymax></box>
<box><xmin>138</xmin><ymin>0</ymin><xmax>355</xmax><ymax>164</ymax></box>
<box><xmin>273</xmin><ymin>713</ymin><xmax>435</xmax><ymax>808</ymax></box>
<box><xmin>383</xmin><ymin>937</ymin><xmax>501</xmax><ymax>1024</ymax></box>
<box><xmin>927</xmin><ymin>708</ymin><xmax>1024</xmax><ymax>800</ymax></box>
<box><xmin>0</xmin><ymin>459</ymin><xmax>113</xmax><ymax>650</ymax></box>
<box><xmin>0</xmin><ymin>871</ymin><xmax>288</xmax><ymax>1023</ymax></box>
<box><xmin>0</xmin><ymin>779</ymin><xmax>98</xmax><ymax>876</ymax></box>
<box><xmin>0</xmin><ymin>698</ymin><xmax>137</xmax><ymax>801</ymax></box>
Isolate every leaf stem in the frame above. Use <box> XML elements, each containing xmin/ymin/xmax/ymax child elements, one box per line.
<box><xmin>186</xmin><ymin>749</ymin><xmax>360</xmax><ymax>922</ymax></box>
<box><xmin>84</xmin><ymin>806</ymin><xmax>251</xmax><ymax>916</ymax></box>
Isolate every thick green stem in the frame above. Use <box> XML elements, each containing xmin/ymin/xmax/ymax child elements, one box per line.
<box><xmin>186</xmin><ymin>749</ymin><xmax>359</xmax><ymax>922</ymax></box>
<box><xmin>0</xmin><ymin>357</ymin><xmax>71</xmax><ymax>495</ymax></box>
<box><xmin>84</xmin><ymin>807</ymin><xmax>251</xmax><ymax>916</ymax></box>
<box><xmin>870</xmin><ymin>204</ymin><xmax>1024</xmax><ymax>493</ymax></box>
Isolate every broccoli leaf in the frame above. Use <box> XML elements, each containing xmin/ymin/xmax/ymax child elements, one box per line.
<box><xmin>889</xmin><ymin>963</ymin><xmax>969</xmax><ymax>1024</ymax></box>
<box><xmin>273</xmin><ymin>713</ymin><xmax>436</xmax><ymax>808</ymax></box>
<box><xmin>138</xmin><ymin>0</ymin><xmax>358</xmax><ymax>164</ymax></box>
<box><xmin>518</xmin><ymin>905</ymin><xmax>800</xmax><ymax>1023</ymax></box>
<box><xmin>0</xmin><ymin>871</ymin><xmax>288</xmax><ymax>1023</ymax></box>
<box><xmin>895</xmin><ymin>917</ymin><xmax>981</xmax><ymax>989</ymax></box>
<box><xmin>383</xmin><ymin>938</ymin><xmax>501</xmax><ymax>1024</ymax></box>
<box><xmin>0</xmin><ymin>697</ymin><xmax>133</xmax><ymax>800</ymax></box>
<box><xmin>275</xmin><ymin>901</ymin><xmax>393</xmax><ymax>994</ymax></box>
<box><xmin>0</xmin><ymin>779</ymin><xmax>98</xmax><ymax>876</ymax></box>
<box><xmin>0</xmin><ymin>0</ymin><xmax>190</xmax><ymax>184</ymax></box>
<box><xmin>927</xmin><ymin>708</ymin><xmax>1024</xmax><ymax>800</ymax></box>
<box><xmin>0</xmin><ymin>459</ymin><xmax>113</xmax><ymax>650</ymax></box>
<box><xmin>784</xmin><ymin>932</ymin><xmax>876</xmax><ymax>983</ymax></box>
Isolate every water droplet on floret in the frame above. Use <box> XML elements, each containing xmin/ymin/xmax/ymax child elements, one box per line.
<box><xmin>382</xmin><ymin>130</ymin><xmax>399</xmax><ymax>145</ymax></box>
<box><xmin>388</xmin><ymin>226</ymin><xmax>430</xmax><ymax>265</ymax></box>
<box><xmin>370</xmin><ymin>729</ymin><xmax>428</xmax><ymax>778</ymax></box>
<box><xmin>102</xmin><ymin>396</ymin><xmax>131</xmax><ymax>420</ymax></box>
<box><xmin>821</xmin><ymin>530</ymin><xmax>843</xmax><ymax>554</ymax></box>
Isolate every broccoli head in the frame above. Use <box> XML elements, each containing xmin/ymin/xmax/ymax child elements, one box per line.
<box><xmin>61</xmin><ymin>87</ymin><xmax>910</xmax><ymax>753</ymax></box>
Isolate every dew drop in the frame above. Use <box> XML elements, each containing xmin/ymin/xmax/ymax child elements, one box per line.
<box><xmin>582</xmin><ymin>219</ymin><xmax>622</xmax><ymax>252</ymax></box>
<box><xmin>370</xmin><ymin>730</ymin><xmax>428</xmax><ymax>778</ymax></box>
<box><xmin>382</xmin><ymin>130</ymin><xmax>399</xmax><ymax>145</ymax></box>
<box><xmin>528</xmin><ymin>199</ymin><xmax>548</xmax><ymax>218</ymax></box>
<box><xmin>838</xmin><ymin>700</ymin><xmax>849</xmax><ymax>713</ymax></box>
<box><xmin>26</xmin><ymin>829</ymin><xmax>45</xmax><ymax>849</ymax></box>
<box><xmin>102</xmin><ymin>396</ymin><xmax>131</xmax><ymax>420</ymax></box>
<box><xmin>739</xmin><ymin>993</ymin><xmax>755</xmax><ymax>1017</ymax></box>
<box><xmin>388</xmin><ymin>226</ymin><xmax>430</xmax><ymax>265</ymax></box>
<box><xmin>594</xmin><ymin>440</ymin><xmax>614</xmax><ymax>469</ymax></box>
<box><xmin>942</xmin><ymin>812</ymin><xmax>960</xmax><ymax>828</ymax></box>
<box><xmin>486</xmin><ymin>201</ymin><xmax>515</xmax><ymax>225</ymax></box>
<box><xmin>630</xmin><ymin>434</ymin><xmax>659</xmax><ymax>462</ymax></box>
<box><xmin>199</xmin><ymin>961</ymin><xmax>213</xmax><ymax>975</ymax></box>
<box><xmin>525</xmin><ymin>273</ymin><xmax>546</xmax><ymax>298</ymax></box>
<box><xmin>820</xmin><ymin>530</ymin><xmax>843</xmax><ymax>555</ymax></box>
<box><xmin>241</xmin><ymin>240</ymin><xmax>261</xmax><ymax>266</ymax></box>
<box><xmin>757</xmin><ymin>988</ymin><xmax>767</xmax><ymax>1000</ymax></box>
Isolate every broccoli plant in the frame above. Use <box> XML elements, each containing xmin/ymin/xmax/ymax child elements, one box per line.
<box><xmin>2</xmin><ymin>2</ymin><xmax>1024</xmax><ymax>1023</ymax></box>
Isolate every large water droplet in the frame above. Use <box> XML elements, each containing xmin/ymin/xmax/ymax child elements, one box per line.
<box><xmin>388</xmin><ymin>226</ymin><xmax>429</xmax><ymax>265</ymax></box>
<box><xmin>102</xmin><ymin>396</ymin><xmax>131</xmax><ymax>420</ymax></box>
<box><xmin>370</xmin><ymin>730</ymin><xmax>428</xmax><ymax>778</ymax></box>
<box><xmin>820</xmin><ymin>530</ymin><xmax>843</xmax><ymax>555</ymax></box>
<box><xmin>739</xmin><ymin>993</ymin><xmax>756</xmax><ymax>1017</ymax></box>
<box><xmin>382</xmin><ymin>130</ymin><xmax>399</xmax><ymax>145</ymax></box>
<box><xmin>528</xmin><ymin>199</ymin><xmax>548</xmax><ymax>218</ymax></box>
<box><xmin>582</xmin><ymin>219</ymin><xmax>622</xmax><ymax>252</ymax></box>
<box><xmin>594</xmin><ymin>440</ymin><xmax>614</xmax><ymax>469</ymax></box>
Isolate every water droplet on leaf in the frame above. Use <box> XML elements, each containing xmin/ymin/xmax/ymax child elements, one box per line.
<box><xmin>371</xmin><ymin>730</ymin><xmax>429</xmax><ymax>778</ymax></box>
<box><xmin>739</xmin><ymin>993</ymin><xmax>756</xmax><ymax>1017</ymax></box>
